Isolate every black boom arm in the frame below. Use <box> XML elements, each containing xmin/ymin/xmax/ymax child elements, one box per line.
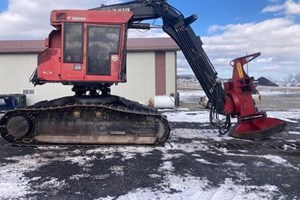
<box><xmin>93</xmin><ymin>0</ymin><xmax>225</xmax><ymax>112</ymax></box>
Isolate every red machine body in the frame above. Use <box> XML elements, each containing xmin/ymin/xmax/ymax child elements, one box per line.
<box><xmin>36</xmin><ymin>10</ymin><xmax>132</xmax><ymax>86</ymax></box>
<box><xmin>223</xmin><ymin>53</ymin><xmax>286</xmax><ymax>139</ymax></box>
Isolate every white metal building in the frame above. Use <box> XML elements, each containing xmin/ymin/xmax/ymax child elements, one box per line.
<box><xmin>0</xmin><ymin>38</ymin><xmax>179</xmax><ymax>106</ymax></box>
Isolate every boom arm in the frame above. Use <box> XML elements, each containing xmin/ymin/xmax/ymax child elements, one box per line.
<box><xmin>93</xmin><ymin>0</ymin><xmax>225</xmax><ymax>113</ymax></box>
<box><xmin>94</xmin><ymin>0</ymin><xmax>286</xmax><ymax>139</ymax></box>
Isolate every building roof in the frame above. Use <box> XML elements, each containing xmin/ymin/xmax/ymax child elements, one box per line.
<box><xmin>0</xmin><ymin>38</ymin><xmax>180</xmax><ymax>54</ymax></box>
<box><xmin>127</xmin><ymin>38</ymin><xmax>180</xmax><ymax>52</ymax></box>
<box><xmin>0</xmin><ymin>40</ymin><xmax>45</xmax><ymax>54</ymax></box>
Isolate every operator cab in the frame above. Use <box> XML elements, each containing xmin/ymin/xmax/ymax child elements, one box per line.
<box><xmin>32</xmin><ymin>10</ymin><xmax>133</xmax><ymax>91</ymax></box>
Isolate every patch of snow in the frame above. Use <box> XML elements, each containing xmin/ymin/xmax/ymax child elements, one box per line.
<box><xmin>283</xmin><ymin>144</ymin><xmax>298</xmax><ymax>151</ymax></box>
<box><xmin>178</xmin><ymin>90</ymin><xmax>206</xmax><ymax>98</ymax></box>
<box><xmin>94</xmin><ymin>174</ymin><xmax>110</xmax><ymax>180</ymax></box>
<box><xmin>261</xmin><ymin>155</ymin><xmax>299</xmax><ymax>170</ymax></box>
<box><xmin>261</xmin><ymin>155</ymin><xmax>288</xmax><ymax>165</ymax></box>
<box><xmin>222</xmin><ymin>152</ymin><xmax>299</xmax><ymax>170</ymax></box>
<box><xmin>259</xmin><ymin>90</ymin><xmax>291</xmax><ymax>96</ymax></box>
<box><xmin>0</xmin><ymin>165</ymin><xmax>34</xmax><ymax>200</ymax></box>
<box><xmin>164</xmin><ymin>141</ymin><xmax>210</xmax><ymax>153</ymax></box>
<box><xmin>99</xmin><ymin>196</ymin><xmax>114</xmax><ymax>200</ymax></box>
<box><xmin>37</xmin><ymin>146</ymin><xmax>68</xmax><ymax>150</ymax></box>
<box><xmin>164</xmin><ymin>109</ymin><xmax>300</xmax><ymax>137</ymax></box>
<box><xmin>267</xmin><ymin>110</ymin><xmax>300</xmax><ymax>123</ymax></box>
<box><xmin>234</xmin><ymin>172</ymin><xmax>251</xmax><ymax>182</ymax></box>
<box><xmin>171</xmin><ymin>128</ymin><xmax>232</xmax><ymax>142</ymax></box>
<box><xmin>216</xmin><ymin>147</ymin><xmax>229</xmax><ymax>154</ymax></box>
<box><xmin>253</xmin><ymin>161</ymin><xmax>265</xmax><ymax>167</ymax></box>
<box><xmin>38</xmin><ymin>178</ymin><xmax>67</xmax><ymax>191</ymax></box>
<box><xmin>120</xmin><ymin>152</ymin><xmax>136</xmax><ymax>161</ymax></box>
<box><xmin>192</xmin><ymin>153</ymin><xmax>201</xmax><ymax>157</ymax></box>
<box><xmin>106</xmin><ymin>175</ymin><xmax>282</xmax><ymax>200</ymax></box>
<box><xmin>289</xmin><ymin>131</ymin><xmax>300</xmax><ymax>135</ymax></box>
<box><xmin>161</xmin><ymin>152</ymin><xmax>184</xmax><ymax>161</ymax></box>
<box><xmin>224</xmin><ymin>161</ymin><xmax>245</xmax><ymax>167</ymax></box>
<box><xmin>99</xmin><ymin>154</ymin><xmax>115</xmax><ymax>160</ymax></box>
<box><xmin>64</xmin><ymin>155</ymin><xmax>96</xmax><ymax>168</ymax></box>
<box><xmin>158</xmin><ymin>161</ymin><xmax>175</xmax><ymax>173</ymax></box>
<box><xmin>164</xmin><ymin>110</ymin><xmax>210</xmax><ymax>123</ymax></box>
<box><xmin>196</xmin><ymin>158</ymin><xmax>217</xmax><ymax>165</ymax></box>
<box><xmin>206</xmin><ymin>178</ymin><xmax>280</xmax><ymax>200</ymax></box>
<box><xmin>86</xmin><ymin>146</ymin><xmax>154</xmax><ymax>157</ymax></box>
<box><xmin>238</xmin><ymin>150</ymin><xmax>249</xmax><ymax>153</ymax></box>
<box><xmin>0</xmin><ymin>154</ymin><xmax>52</xmax><ymax>199</ymax></box>
<box><xmin>69</xmin><ymin>174</ymin><xmax>90</xmax><ymax>180</ymax></box>
<box><xmin>109</xmin><ymin>165</ymin><xmax>125</xmax><ymax>176</ymax></box>
<box><xmin>148</xmin><ymin>174</ymin><xmax>161</xmax><ymax>179</ymax></box>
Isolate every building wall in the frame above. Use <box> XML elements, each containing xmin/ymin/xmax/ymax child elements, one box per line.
<box><xmin>110</xmin><ymin>51</ymin><xmax>177</xmax><ymax>105</ymax></box>
<box><xmin>0</xmin><ymin>52</ymin><xmax>177</xmax><ymax>106</ymax></box>
<box><xmin>165</xmin><ymin>51</ymin><xmax>177</xmax><ymax>96</ymax></box>
<box><xmin>0</xmin><ymin>54</ymin><xmax>73</xmax><ymax>105</ymax></box>
<box><xmin>111</xmin><ymin>52</ymin><xmax>156</xmax><ymax>105</ymax></box>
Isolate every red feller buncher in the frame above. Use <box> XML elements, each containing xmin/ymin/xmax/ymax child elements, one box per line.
<box><xmin>0</xmin><ymin>0</ymin><xmax>285</xmax><ymax>145</ymax></box>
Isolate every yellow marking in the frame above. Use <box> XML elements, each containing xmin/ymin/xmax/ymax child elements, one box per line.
<box><xmin>237</xmin><ymin>62</ymin><xmax>244</xmax><ymax>79</ymax></box>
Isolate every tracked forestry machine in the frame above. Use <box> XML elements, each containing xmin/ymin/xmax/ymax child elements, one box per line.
<box><xmin>0</xmin><ymin>0</ymin><xmax>286</xmax><ymax>145</ymax></box>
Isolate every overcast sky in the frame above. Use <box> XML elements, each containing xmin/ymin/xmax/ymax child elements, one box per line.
<box><xmin>0</xmin><ymin>0</ymin><xmax>299</xmax><ymax>80</ymax></box>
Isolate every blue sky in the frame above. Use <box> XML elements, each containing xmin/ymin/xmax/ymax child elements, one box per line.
<box><xmin>164</xmin><ymin>0</ymin><xmax>299</xmax><ymax>39</ymax></box>
<box><xmin>0</xmin><ymin>0</ymin><xmax>287</xmax><ymax>35</ymax></box>
<box><xmin>166</xmin><ymin>0</ymin><xmax>280</xmax><ymax>35</ymax></box>
<box><xmin>0</xmin><ymin>0</ymin><xmax>299</xmax><ymax>81</ymax></box>
<box><xmin>0</xmin><ymin>0</ymin><xmax>8</xmax><ymax>12</ymax></box>
<box><xmin>162</xmin><ymin>0</ymin><xmax>300</xmax><ymax>79</ymax></box>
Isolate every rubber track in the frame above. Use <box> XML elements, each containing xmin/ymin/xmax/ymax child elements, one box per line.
<box><xmin>0</xmin><ymin>103</ymin><xmax>170</xmax><ymax>146</ymax></box>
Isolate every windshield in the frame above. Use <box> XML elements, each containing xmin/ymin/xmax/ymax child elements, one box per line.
<box><xmin>86</xmin><ymin>25</ymin><xmax>121</xmax><ymax>76</ymax></box>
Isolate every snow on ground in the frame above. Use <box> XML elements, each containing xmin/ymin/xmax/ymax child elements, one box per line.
<box><xmin>1</xmin><ymin>123</ymin><xmax>298</xmax><ymax>199</ymax></box>
<box><xmin>100</xmin><ymin>176</ymin><xmax>280</xmax><ymax>200</ymax></box>
<box><xmin>268</xmin><ymin>110</ymin><xmax>300</xmax><ymax>123</ymax></box>
<box><xmin>164</xmin><ymin>109</ymin><xmax>300</xmax><ymax>124</ymax></box>
<box><xmin>0</xmin><ymin>86</ymin><xmax>299</xmax><ymax>199</ymax></box>
<box><xmin>257</xmin><ymin>86</ymin><xmax>300</xmax><ymax>95</ymax></box>
<box><xmin>0</xmin><ymin>154</ymin><xmax>60</xmax><ymax>199</ymax></box>
<box><xmin>164</xmin><ymin>110</ymin><xmax>210</xmax><ymax>123</ymax></box>
<box><xmin>178</xmin><ymin>90</ymin><xmax>206</xmax><ymax>98</ymax></box>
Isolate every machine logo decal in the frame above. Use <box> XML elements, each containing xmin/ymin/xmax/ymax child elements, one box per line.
<box><xmin>67</xmin><ymin>16</ymin><xmax>87</xmax><ymax>21</ymax></box>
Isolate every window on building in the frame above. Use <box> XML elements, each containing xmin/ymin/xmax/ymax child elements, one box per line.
<box><xmin>22</xmin><ymin>89</ymin><xmax>35</xmax><ymax>95</ymax></box>
<box><xmin>0</xmin><ymin>98</ymin><xmax>5</xmax><ymax>105</ymax></box>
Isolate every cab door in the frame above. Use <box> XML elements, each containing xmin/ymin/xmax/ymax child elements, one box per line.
<box><xmin>85</xmin><ymin>25</ymin><xmax>123</xmax><ymax>82</ymax></box>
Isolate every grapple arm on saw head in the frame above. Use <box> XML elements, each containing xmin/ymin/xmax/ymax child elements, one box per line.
<box><xmin>223</xmin><ymin>53</ymin><xmax>286</xmax><ymax>139</ymax></box>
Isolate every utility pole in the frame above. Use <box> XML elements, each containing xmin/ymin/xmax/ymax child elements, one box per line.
<box><xmin>246</xmin><ymin>52</ymin><xmax>249</xmax><ymax>74</ymax></box>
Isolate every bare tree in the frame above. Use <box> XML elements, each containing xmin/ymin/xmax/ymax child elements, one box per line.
<box><xmin>294</xmin><ymin>72</ymin><xmax>300</xmax><ymax>83</ymax></box>
<box><xmin>283</xmin><ymin>72</ymin><xmax>300</xmax><ymax>86</ymax></box>
<box><xmin>283</xmin><ymin>74</ymin><xmax>294</xmax><ymax>86</ymax></box>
